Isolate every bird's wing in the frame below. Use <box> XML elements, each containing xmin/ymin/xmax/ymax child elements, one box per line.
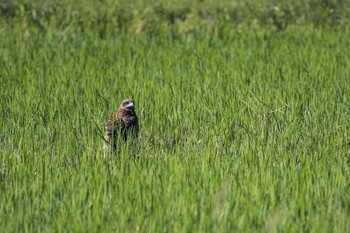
<box><xmin>104</xmin><ymin>116</ymin><xmax>117</xmax><ymax>143</ymax></box>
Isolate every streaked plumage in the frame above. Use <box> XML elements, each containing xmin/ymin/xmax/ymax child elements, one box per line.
<box><xmin>104</xmin><ymin>98</ymin><xmax>139</xmax><ymax>156</ymax></box>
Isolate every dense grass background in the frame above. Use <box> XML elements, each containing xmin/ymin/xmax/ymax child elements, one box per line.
<box><xmin>1</xmin><ymin>1</ymin><xmax>350</xmax><ymax>232</ymax></box>
<box><xmin>1</xmin><ymin>0</ymin><xmax>350</xmax><ymax>35</ymax></box>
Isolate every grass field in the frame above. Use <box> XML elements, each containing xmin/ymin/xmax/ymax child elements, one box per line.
<box><xmin>1</xmin><ymin>1</ymin><xmax>350</xmax><ymax>232</ymax></box>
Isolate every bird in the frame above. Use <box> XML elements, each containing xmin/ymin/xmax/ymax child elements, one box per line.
<box><xmin>103</xmin><ymin>98</ymin><xmax>139</xmax><ymax>156</ymax></box>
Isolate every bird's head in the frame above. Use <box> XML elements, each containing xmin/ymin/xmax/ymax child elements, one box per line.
<box><xmin>120</xmin><ymin>98</ymin><xmax>135</xmax><ymax>110</ymax></box>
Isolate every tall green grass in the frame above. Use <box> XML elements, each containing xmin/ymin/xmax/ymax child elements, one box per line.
<box><xmin>1</xmin><ymin>20</ymin><xmax>350</xmax><ymax>232</ymax></box>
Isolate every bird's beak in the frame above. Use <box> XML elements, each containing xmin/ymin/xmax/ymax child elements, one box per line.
<box><xmin>127</xmin><ymin>102</ymin><xmax>134</xmax><ymax>108</ymax></box>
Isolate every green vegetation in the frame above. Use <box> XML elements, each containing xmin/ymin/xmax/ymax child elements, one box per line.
<box><xmin>1</xmin><ymin>0</ymin><xmax>350</xmax><ymax>232</ymax></box>
<box><xmin>1</xmin><ymin>0</ymin><xmax>350</xmax><ymax>35</ymax></box>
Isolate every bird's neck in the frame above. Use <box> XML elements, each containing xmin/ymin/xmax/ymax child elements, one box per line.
<box><xmin>117</xmin><ymin>108</ymin><xmax>135</xmax><ymax>116</ymax></box>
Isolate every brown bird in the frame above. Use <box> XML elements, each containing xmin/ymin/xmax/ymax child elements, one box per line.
<box><xmin>104</xmin><ymin>98</ymin><xmax>139</xmax><ymax>156</ymax></box>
